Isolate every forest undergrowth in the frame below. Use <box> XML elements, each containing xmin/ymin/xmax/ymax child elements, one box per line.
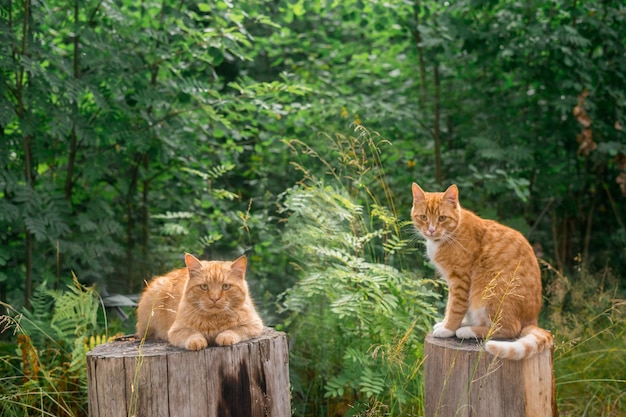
<box><xmin>2</xmin><ymin>0</ymin><xmax>626</xmax><ymax>415</ymax></box>
<box><xmin>546</xmin><ymin>264</ymin><xmax>626</xmax><ymax>417</ymax></box>
<box><xmin>2</xmin><ymin>129</ymin><xmax>623</xmax><ymax>417</ymax></box>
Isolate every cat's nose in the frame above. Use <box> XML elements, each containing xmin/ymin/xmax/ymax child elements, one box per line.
<box><xmin>427</xmin><ymin>226</ymin><xmax>436</xmax><ymax>235</ymax></box>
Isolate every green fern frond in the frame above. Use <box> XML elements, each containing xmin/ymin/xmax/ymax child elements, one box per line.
<box><xmin>160</xmin><ymin>223</ymin><xmax>189</xmax><ymax>236</ymax></box>
<box><xmin>210</xmin><ymin>188</ymin><xmax>238</xmax><ymax>200</ymax></box>
<box><xmin>20</xmin><ymin>283</ymin><xmax>57</xmax><ymax>347</ymax></box>
<box><xmin>199</xmin><ymin>233</ymin><xmax>223</xmax><ymax>247</ymax></box>
<box><xmin>152</xmin><ymin>211</ymin><xmax>194</xmax><ymax>220</ymax></box>
<box><xmin>383</xmin><ymin>234</ymin><xmax>413</xmax><ymax>254</ymax></box>
<box><xmin>182</xmin><ymin>164</ymin><xmax>235</xmax><ymax>181</ymax></box>
<box><xmin>48</xmin><ymin>274</ymin><xmax>100</xmax><ymax>341</ymax></box>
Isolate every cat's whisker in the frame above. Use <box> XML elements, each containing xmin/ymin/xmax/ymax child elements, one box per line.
<box><xmin>441</xmin><ymin>233</ymin><xmax>469</xmax><ymax>253</ymax></box>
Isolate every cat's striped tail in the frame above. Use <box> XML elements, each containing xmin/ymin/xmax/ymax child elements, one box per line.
<box><xmin>485</xmin><ymin>325</ymin><xmax>553</xmax><ymax>360</ymax></box>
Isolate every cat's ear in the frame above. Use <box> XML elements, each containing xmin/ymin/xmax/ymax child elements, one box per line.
<box><xmin>412</xmin><ymin>183</ymin><xmax>426</xmax><ymax>204</ymax></box>
<box><xmin>230</xmin><ymin>255</ymin><xmax>247</xmax><ymax>280</ymax></box>
<box><xmin>443</xmin><ymin>184</ymin><xmax>459</xmax><ymax>207</ymax></box>
<box><xmin>185</xmin><ymin>253</ymin><xmax>203</xmax><ymax>277</ymax></box>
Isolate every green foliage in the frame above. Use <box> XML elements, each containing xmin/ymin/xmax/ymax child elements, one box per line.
<box><xmin>252</xmin><ymin>0</ymin><xmax>626</xmax><ymax>275</ymax></box>
<box><xmin>150</xmin><ymin>163</ymin><xmax>240</xmax><ymax>261</ymax></box>
<box><xmin>0</xmin><ymin>0</ymin><xmax>305</xmax><ymax>303</ymax></box>
<box><xmin>548</xmin><ymin>267</ymin><xmax>626</xmax><ymax>416</ymax></box>
<box><xmin>0</xmin><ymin>0</ymin><xmax>625</xmax><ymax>416</ymax></box>
<box><xmin>279</xmin><ymin>131</ymin><xmax>438</xmax><ymax>416</ymax></box>
<box><xmin>555</xmin><ymin>316</ymin><xmax>626</xmax><ymax>417</ymax></box>
<box><xmin>0</xmin><ymin>277</ymin><xmax>107</xmax><ymax>417</ymax></box>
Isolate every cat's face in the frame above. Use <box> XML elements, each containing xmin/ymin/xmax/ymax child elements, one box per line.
<box><xmin>183</xmin><ymin>254</ymin><xmax>248</xmax><ymax>313</ymax></box>
<box><xmin>411</xmin><ymin>183</ymin><xmax>461</xmax><ymax>241</ymax></box>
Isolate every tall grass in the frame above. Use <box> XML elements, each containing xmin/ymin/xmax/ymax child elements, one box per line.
<box><xmin>0</xmin><ymin>276</ymin><xmax>113</xmax><ymax>417</ymax></box>
<box><xmin>548</xmin><ymin>266</ymin><xmax>626</xmax><ymax>417</ymax></box>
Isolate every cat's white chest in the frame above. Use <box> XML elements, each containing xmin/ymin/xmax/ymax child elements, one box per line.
<box><xmin>426</xmin><ymin>239</ymin><xmax>439</xmax><ymax>261</ymax></box>
<box><xmin>426</xmin><ymin>239</ymin><xmax>446</xmax><ymax>278</ymax></box>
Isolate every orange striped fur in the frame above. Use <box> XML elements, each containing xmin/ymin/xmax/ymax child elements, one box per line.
<box><xmin>136</xmin><ymin>254</ymin><xmax>263</xmax><ymax>350</ymax></box>
<box><xmin>411</xmin><ymin>183</ymin><xmax>552</xmax><ymax>360</ymax></box>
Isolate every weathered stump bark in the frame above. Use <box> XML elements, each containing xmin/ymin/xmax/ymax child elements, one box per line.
<box><xmin>86</xmin><ymin>327</ymin><xmax>290</xmax><ymax>417</ymax></box>
<box><xmin>424</xmin><ymin>333</ymin><xmax>556</xmax><ymax>417</ymax></box>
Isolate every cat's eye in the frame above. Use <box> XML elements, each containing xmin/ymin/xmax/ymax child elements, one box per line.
<box><xmin>222</xmin><ymin>284</ymin><xmax>231</xmax><ymax>291</ymax></box>
<box><xmin>438</xmin><ymin>215</ymin><xmax>447</xmax><ymax>222</ymax></box>
<box><xmin>199</xmin><ymin>283</ymin><xmax>209</xmax><ymax>291</ymax></box>
<box><xmin>419</xmin><ymin>215</ymin><xmax>427</xmax><ymax>221</ymax></box>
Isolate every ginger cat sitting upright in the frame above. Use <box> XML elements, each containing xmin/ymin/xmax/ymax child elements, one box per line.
<box><xmin>411</xmin><ymin>183</ymin><xmax>552</xmax><ymax>360</ymax></box>
<box><xmin>136</xmin><ymin>253</ymin><xmax>263</xmax><ymax>350</ymax></box>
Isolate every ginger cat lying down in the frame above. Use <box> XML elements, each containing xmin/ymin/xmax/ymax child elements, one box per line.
<box><xmin>136</xmin><ymin>254</ymin><xmax>263</xmax><ymax>350</ymax></box>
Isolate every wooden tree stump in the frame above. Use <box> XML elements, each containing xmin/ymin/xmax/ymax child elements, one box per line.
<box><xmin>424</xmin><ymin>333</ymin><xmax>556</xmax><ymax>417</ymax></box>
<box><xmin>86</xmin><ymin>327</ymin><xmax>290</xmax><ymax>417</ymax></box>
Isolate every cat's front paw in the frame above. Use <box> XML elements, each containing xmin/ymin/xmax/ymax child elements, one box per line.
<box><xmin>455</xmin><ymin>326</ymin><xmax>478</xmax><ymax>339</ymax></box>
<box><xmin>215</xmin><ymin>330</ymin><xmax>241</xmax><ymax>346</ymax></box>
<box><xmin>432</xmin><ymin>326</ymin><xmax>455</xmax><ymax>338</ymax></box>
<box><xmin>185</xmin><ymin>334</ymin><xmax>208</xmax><ymax>350</ymax></box>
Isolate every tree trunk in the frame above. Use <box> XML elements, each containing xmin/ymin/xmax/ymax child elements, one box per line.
<box><xmin>412</xmin><ymin>0</ymin><xmax>427</xmax><ymax>104</ymax></box>
<box><xmin>433</xmin><ymin>63</ymin><xmax>442</xmax><ymax>185</ymax></box>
